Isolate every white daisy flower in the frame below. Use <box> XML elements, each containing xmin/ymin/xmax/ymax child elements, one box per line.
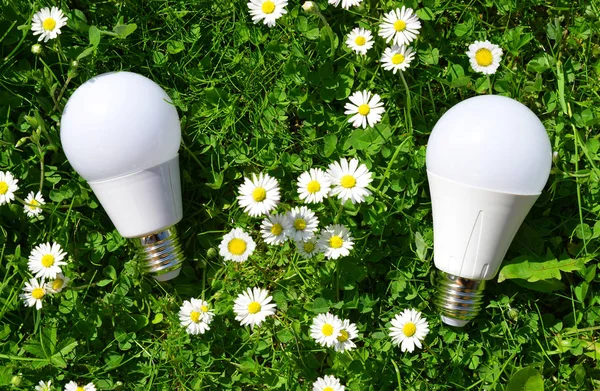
<box><xmin>381</xmin><ymin>45</ymin><xmax>416</xmax><ymax>73</ymax></box>
<box><xmin>247</xmin><ymin>0</ymin><xmax>288</xmax><ymax>28</ymax></box>
<box><xmin>31</xmin><ymin>7</ymin><xmax>68</xmax><ymax>43</ymax></box>
<box><xmin>389</xmin><ymin>308</ymin><xmax>430</xmax><ymax>353</ymax></box>
<box><xmin>379</xmin><ymin>7</ymin><xmax>421</xmax><ymax>46</ymax></box>
<box><xmin>233</xmin><ymin>287</ymin><xmax>277</xmax><ymax>329</ymax></box>
<box><xmin>345</xmin><ymin>27</ymin><xmax>374</xmax><ymax>56</ymax></box>
<box><xmin>310</xmin><ymin>312</ymin><xmax>342</xmax><ymax>347</ymax></box>
<box><xmin>237</xmin><ymin>172</ymin><xmax>280</xmax><ymax>217</ymax></box>
<box><xmin>64</xmin><ymin>381</ymin><xmax>95</xmax><ymax>391</ymax></box>
<box><xmin>19</xmin><ymin>278</ymin><xmax>48</xmax><ymax>310</ymax></box>
<box><xmin>332</xmin><ymin>318</ymin><xmax>359</xmax><ymax>352</ymax></box>
<box><xmin>28</xmin><ymin>242</ymin><xmax>67</xmax><ymax>280</ymax></box>
<box><xmin>329</xmin><ymin>0</ymin><xmax>362</xmax><ymax>10</ymax></box>
<box><xmin>0</xmin><ymin>171</ymin><xmax>19</xmax><ymax>205</ymax></box>
<box><xmin>48</xmin><ymin>273</ymin><xmax>70</xmax><ymax>294</ymax></box>
<box><xmin>35</xmin><ymin>380</ymin><xmax>52</xmax><ymax>391</ymax></box>
<box><xmin>23</xmin><ymin>191</ymin><xmax>45</xmax><ymax>217</ymax></box>
<box><xmin>297</xmin><ymin>168</ymin><xmax>331</xmax><ymax>204</ymax></box>
<box><xmin>284</xmin><ymin>206</ymin><xmax>319</xmax><ymax>242</ymax></box>
<box><xmin>344</xmin><ymin>90</ymin><xmax>385</xmax><ymax>129</ymax></box>
<box><xmin>318</xmin><ymin>224</ymin><xmax>354</xmax><ymax>260</ymax></box>
<box><xmin>466</xmin><ymin>40</ymin><xmax>503</xmax><ymax>75</ymax></box>
<box><xmin>31</xmin><ymin>44</ymin><xmax>43</xmax><ymax>55</ymax></box>
<box><xmin>179</xmin><ymin>298</ymin><xmax>214</xmax><ymax>335</ymax></box>
<box><xmin>219</xmin><ymin>228</ymin><xmax>256</xmax><ymax>263</ymax></box>
<box><xmin>312</xmin><ymin>375</ymin><xmax>345</xmax><ymax>391</ymax></box>
<box><xmin>327</xmin><ymin>158</ymin><xmax>373</xmax><ymax>204</ymax></box>
<box><xmin>295</xmin><ymin>237</ymin><xmax>320</xmax><ymax>259</ymax></box>
<box><xmin>260</xmin><ymin>213</ymin><xmax>289</xmax><ymax>245</ymax></box>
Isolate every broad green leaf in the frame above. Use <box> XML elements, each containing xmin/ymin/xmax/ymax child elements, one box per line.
<box><xmin>113</xmin><ymin>23</ymin><xmax>137</xmax><ymax>38</ymax></box>
<box><xmin>306</xmin><ymin>297</ymin><xmax>329</xmax><ymax>313</ymax></box>
<box><xmin>498</xmin><ymin>251</ymin><xmax>593</xmax><ymax>283</ymax></box>
<box><xmin>506</xmin><ymin>366</ymin><xmax>544</xmax><ymax>391</ymax></box>
<box><xmin>88</xmin><ymin>26</ymin><xmax>101</xmax><ymax>47</ymax></box>
<box><xmin>276</xmin><ymin>329</ymin><xmax>294</xmax><ymax>343</ymax></box>
<box><xmin>323</xmin><ymin>134</ymin><xmax>337</xmax><ymax>157</ymax></box>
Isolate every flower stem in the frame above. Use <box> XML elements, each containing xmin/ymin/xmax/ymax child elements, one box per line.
<box><xmin>399</xmin><ymin>71</ymin><xmax>412</xmax><ymax>135</ymax></box>
<box><xmin>487</xmin><ymin>75</ymin><xmax>493</xmax><ymax>95</ymax></box>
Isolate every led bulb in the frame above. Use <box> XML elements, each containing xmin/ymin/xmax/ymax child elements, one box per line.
<box><xmin>60</xmin><ymin>71</ymin><xmax>184</xmax><ymax>281</ymax></box>
<box><xmin>426</xmin><ymin>95</ymin><xmax>552</xmax><ymax>326</ymax></box>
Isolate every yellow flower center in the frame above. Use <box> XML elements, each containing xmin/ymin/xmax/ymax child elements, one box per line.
<box><xmin>329</xmin><ymin>235</ymin><xmax>343</xmax><ymax>249</ymax></box>
<box><xmin>270</xmin><ymin>223</ymin><xmax>283</xmax><ymax>236</ymax></box>
<box><xmin>247</xmin><ymin>301</ymin><xmax>261</xmax><ymax>314</ymax></box>
<box><xmin>357</xmin><ymin>104</ymin><xmax>370</xmax><ymax>116</ymax></box>
<box><xmin>76</xmin><ymin>387</ymin><xmax>85</xmax><ymax>391</ymax></box>
<box><xmin>306</xmin><ymin>180</ymin><xmax>321</xmax><ymax>193</ymax></box>
<box><xmin>354</xmin><ymin>36</ymin><xmax>366</xmax><ymax>46</ymax></box>
<box><xmin>403</xmin><ymin>322</ymin><xmax>417</xmax><ymax>337</ymax></box>
<box><xmin>190</xmin><ymin>311</ymin><xmax>202</xmax><ymax>323</ymax></box>
<box><xmin>323</xmin><ymin>388</ymin><xmax>334</xmax><ymax>391</ymax></box>
<box><xmin>52</xmin><ymin>278</ymin><xmax>64</xmax><ymax>291</ymax></box>
<box><xmin>337</xmin><ymin>329</ymin><xmax>349</xmax><ymax>342</ymax></box>
<box><xmin>475</xmin><ymin>48</ymin><xmax>493</xmax><ymax>66</ymax></box>
<box><xmin>0</xmin><ymin>182</ymin><xmax>8</xmax><ymax>194</ymax></box>
<box><xmin>394</xmin><ymin>20</ymin><xmax>406</xmax><ymax>31</ymax></box>
<box><xmin>321</xmin><ymin>323</ymin><xmax>334</xmax><ymax>336</ymax></box>
<box><xmin>262</xmin><ymin>0</ymin><xmax>276</xmax><ymax>14</ymax></box>
<box><xmin>392</xmin><ymin>53</ymin><xmax>405</xmax><ymax>65</ymax></box>
<box><xmin>294</xmin><ymin>218</ymin><xmax>306</xmax><ymax>230</ymax></box>
<box><xmin>28</xmin><ymin>199</ymin><xmax>39</xmax><ymax>210</ymax></box>
<box><xmin>303</xmin><ymin>241</ymin><xmax>315</xmax><ymax>253</ymax></box>
<box><xmin>31</xmin><ymin>287</ymin><xmax>45</xmax><ymax>300</ymax></box>
<box><xmin>252</xmin><ymin>187</ymin><xmax>267</xmax><ymax>202</ymax></box>
<box><xmin>41</xmin><ymin>254</ymin><xmax>55</xmax><ymax>268</ymax></box>
<box><xmin>228</xmin><ymin>238</ymin><xmax>247</xmax><ymax>255</ymax></box>
<box><xmin>43</xmin><ymin>18</ymin><xmax>57</xmax><ymax>31</ymax></box>
<box><xmin>340</xmin><ymin>175</ymin><xmax>356</xmax><ymax>188</ymax></box>
<box><xmin>200</xmin><ymin>305</ymin><xmax>209</xmax><ymax>312</ymax></box>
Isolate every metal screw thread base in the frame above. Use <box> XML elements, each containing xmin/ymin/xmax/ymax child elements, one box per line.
<box><xmin>133</xmin><ymin>226</ymin><xmax>184</xmax><ymax>281</ymax></box>
<box><xmin>435</xmin><ymin>271</ymin><xmax>486</xmax><ymax>327</ymax></box>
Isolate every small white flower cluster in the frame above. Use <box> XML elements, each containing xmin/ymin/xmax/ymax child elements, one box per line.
<box><xmin>345</xmin><ymin>6</ymin><xmax>420</xmax><ymax>75</ymax></box>
<box><xmin>33</xmin><ymin>377</ymin><xmax>95</xmax><ymax>391</ymax></box>
<box><xmin>20</xmin><ymin>242</ymin><xmax>70</xmax><ymax>310</ymax></box>
<box><xmin>310</xmin><ymin>312</ymin><xmax>359</xmax><ymax>353</ymax></box>
<box><xmin>178</xmin><ymin>287</ymin><xmax>276</xmax><ymax>335</ymax></box>
<box><xmin>219</xmin><ymin>157</ymin><xmax>373</xmax><ymax>263</ymax></box>
<box><xmin>0</xmin><ymin>170</ymin><xmax>46</xmax><ymax>217</ymax></box>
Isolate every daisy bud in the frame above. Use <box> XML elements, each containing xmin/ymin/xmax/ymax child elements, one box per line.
<box><xmin>302</xmin><ymin>1</ymin><xmax>317</xmax><ymax>12</ymax></box>
<box><xmin>11</xmin><ymin>374</ymin><xmax>22</xmax><ymax>387</ymax></box>
<box><xmin>31</xmin><ymin>44</ymin><xmax>42</xmax><ymax>55</ymax></box>
<box><xmin>206</xmin><ymin>247</ymin><xmax>217</xmax><ymax>259</ymax></box>
<box><xmin>552</xmin><ymin>150</ymin><xmax>559</xmax><ymax>164</ymax></box>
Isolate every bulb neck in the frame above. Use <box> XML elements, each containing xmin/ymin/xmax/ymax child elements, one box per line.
<box><xmin>133</xmin><ymin>225</ymin><xmax>184</xmax><ymax>281</ymax></box>
<box><xmin>435</xmin><ymin>271</ymin><xmax>486</xmax><ymax>327</ymax></box>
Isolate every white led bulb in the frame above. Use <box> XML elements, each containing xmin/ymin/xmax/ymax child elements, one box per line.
<box><xmin>426</xmin><ymin>95</ymin><xmax>552</xmax><ymax>326</ymax></box>
<box><xmin>61</xmin><ymin>71</ymin><xmax>184</xmax><ymax>281</ymax></box>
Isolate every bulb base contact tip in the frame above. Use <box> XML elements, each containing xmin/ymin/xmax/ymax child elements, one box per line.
<box><xmin>133</xmin><ymin>226</ymin><xmax>184</xmax><ymax>281</ymax></box>
<box><xmin>435</xmin><ymin>272</ymin><xmax>485</xmax><ymax>327</ymax></box>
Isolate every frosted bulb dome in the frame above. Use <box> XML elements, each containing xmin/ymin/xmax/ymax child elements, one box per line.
<box><xmin>426</xmin><ymin>95</ymin><xmax>552</xmax><ymax>195</ymax></box>
<box><xmin>60</xmin><ymin>71</ymin><xmax>181</xmax><ymax>182</ymax></box>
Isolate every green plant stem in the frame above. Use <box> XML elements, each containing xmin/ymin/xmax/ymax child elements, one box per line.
<box><xmin>399</xmin><ymin>71</ymin><xmax>412</xmax><ymax>134</ymax></box>
<box><xmin>487</xmin><ymin>75</ymin><xmax>493</xmax><ymax>94</ymax></box>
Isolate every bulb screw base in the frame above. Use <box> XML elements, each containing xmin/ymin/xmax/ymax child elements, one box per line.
<box><xmin>133</xmin><ymin>226</ymin><xmax>184</xmax><ymax>281</ymax></box>
<box><xmin>435</xmin><ymin>271</ymin><xmax>486</xmax><ymax>327</ymax></box>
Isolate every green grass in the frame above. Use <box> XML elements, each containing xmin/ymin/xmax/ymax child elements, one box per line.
<box><xmin>1</xmin><ymin>0</ymin><xmax>599</xmax><ymax>389</ymax></box>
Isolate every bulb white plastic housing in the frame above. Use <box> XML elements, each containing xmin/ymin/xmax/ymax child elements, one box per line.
<box><xmin>60</xmin><ymin>71</ymin><xmax>184</xmax><ymax>281</ymax></box>
<box><xmin>426</xmin><ymin>95</ymin><xmax>552</xmax><ymax>327</ymax></box>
